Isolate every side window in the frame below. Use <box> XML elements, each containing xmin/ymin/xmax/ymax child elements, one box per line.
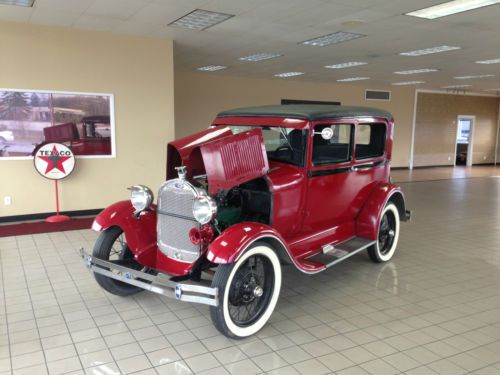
<box><xmin>355</xmin><ymin>123</ymin><xmax>386</xmax><ymax>160</ymax></box>
<box><xmin>312</xmin><ymin>124</ymin><xmax>352</xmax><ymax>166</ymax></box>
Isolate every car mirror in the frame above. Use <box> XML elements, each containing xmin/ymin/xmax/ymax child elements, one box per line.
<box><xmin>314</xmin><ymin>127</ymin><xmax>334</xmax><ymax>140</ymax></box>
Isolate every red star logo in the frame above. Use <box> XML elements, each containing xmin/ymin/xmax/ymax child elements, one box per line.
<box><xmin>38</xmin><ymin>145</ymin><xmax>71</xmax><ymax>174</ymax></box>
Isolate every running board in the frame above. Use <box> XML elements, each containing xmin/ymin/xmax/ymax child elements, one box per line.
<box><xmin>305</xmin><ymin>237</ymin><xmax>375</xmax><ymax>268</ymax></box>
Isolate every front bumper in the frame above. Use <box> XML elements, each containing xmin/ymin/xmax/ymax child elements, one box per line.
<box><xmin>80</xmin><ymin>249</ymin><xmax>218</xmax><ymax>306</ymax></box>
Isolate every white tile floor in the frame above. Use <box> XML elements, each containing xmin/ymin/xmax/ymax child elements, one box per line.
<box><xmin>1</xmin><ymin>177</ymin><xmax>500</xmax><ymax>374</ymax></box>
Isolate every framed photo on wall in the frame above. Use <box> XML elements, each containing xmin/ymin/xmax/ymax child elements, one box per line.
<box><xmin>0</xmin><ymin>88</ymin><xmax>115</xmax><ymax>159</ymax></box>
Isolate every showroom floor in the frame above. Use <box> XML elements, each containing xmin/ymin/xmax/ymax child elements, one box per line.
<box><xmin>1</xmin><ymin>177</ymin><xmax>500</xmax><ymax>375</ymax></box>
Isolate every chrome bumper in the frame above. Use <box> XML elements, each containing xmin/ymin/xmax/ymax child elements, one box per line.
<box><xmin>79</xmin><ymin>249</ymin><xmax>218</xmax><ymax>306</ymax></box>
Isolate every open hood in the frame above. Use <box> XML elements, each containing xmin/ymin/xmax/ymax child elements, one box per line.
<box><xmin>167</xmin><ymin>126</ymin><xmax>269</xmax><ymax>195</ymax></box>
<box><xmin>200</xmin><ymin>128</ymin><xmax>269</xmax><ymax>195</ymax></box>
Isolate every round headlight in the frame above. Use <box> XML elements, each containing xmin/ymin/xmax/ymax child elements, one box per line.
<box><xmin>192</xmin><ymin>196</ymin><xmax>217</xmax><ymax>225</ymax></box>
<box><xmin>128</xmin><ymin>185</ymin><xmax>154</xmax><ymax>213</ymax></box>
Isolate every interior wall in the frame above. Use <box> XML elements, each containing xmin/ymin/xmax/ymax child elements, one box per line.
<box><xmin>175</xmin><ymin>71</ymin><xmax>415</xmax><ymax>168</ymax></box>
<box><xmin>0</xmin><ymin>22</ymin><xmax>175</xmax><ymax>217</ymax></box>
<box><xmin>414</xmin><ymin>92</ymin><xmax>500</xmax><ymax>167</ymax></box>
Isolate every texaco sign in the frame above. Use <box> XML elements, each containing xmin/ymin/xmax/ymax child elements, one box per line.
<box><xmin>34</xmin><ymin>143</ymin><xmax>76</xmax><ymax>180</ymax></box>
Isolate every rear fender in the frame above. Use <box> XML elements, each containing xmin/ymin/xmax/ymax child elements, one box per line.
<box><xmin>356</xmin><ymin>183</ymin><xmax>406</xmax><ymax>240</ymax></box>
<box><xmin>207</xmin><ymin>222</ymin><xmax>291</xmax><ymax>265</ymax></box>
<box><xmin>92</xmin><ymin>200</ymin><xmax>157</xmax><ymax>256</ymax></box>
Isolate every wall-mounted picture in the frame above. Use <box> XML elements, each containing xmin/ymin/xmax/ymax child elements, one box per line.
<box><xmin>0</xmin><ymin>89</ymin><xmax>115</xmax><ymax>159</ymax></box>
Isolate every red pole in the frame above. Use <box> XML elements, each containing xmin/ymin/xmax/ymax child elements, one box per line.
<box><xmin>45</xmin><ymin>179</ymin><xmax>70</xmax><ymax>223</ymax></box>
<box><xmin>55</xmin><ymin>180</ymin><xmax>60</xmax><ymax>216</ymax></box>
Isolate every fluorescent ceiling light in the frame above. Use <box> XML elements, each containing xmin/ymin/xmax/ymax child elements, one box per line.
<box><xmin>454</xmin><ymin>74</ymin><xmax>495</xmax><ymax>79</ymax></box>
<box><xmin>400</xmin><ymin>45</ymin><xmax>461</xmax><ymax>56</ymax></box>
<box><xmin>169</xmin><ymin>9</ymin><xmax>234</xmax><ymax>30</ymax></box>
<box><xmin>392</xmin><ymin>81</ymin><xmax>425</xmax><ymax>85</ymax></box>
<box><xmin>336</xmin><ymin>77</ymin><xmax>370</xmax><ymax>82</ymax></box>
<box><xmin>196</xmin><ymin>65</ymin><xmax>227</xmax><ymax>71</ymax></box>
<box><xmin>325</xmin><ymin>62</ymin><xmax>368</xmax><ymax>69</ymax></box>
<box><xmin>442</xmin><ymin>84</ymin><xmax>472</xmax><ymax>88</ymax></box>
<box><xmin>301</xmin><ymin>31</ymin><xmax>365</xmax><ymax>47</ymax></box>
<box><xmin>476</xmin><ymin>58</ymin><xmax>500</xmax><ymax>64</ymax></box>
<box><xmin>406</xmin><ymin>0</ymin><xmax>500</xmax><ymax>19</ymax></box>
<box><xmin>238</xmin><ymin>53</ymin><xmax>282</xmax><ymax>62</ymax></box>
<box><xmin>0</xmin><ymin>0</ymin><xmax>34</xmax><ymax>5</ymax></box>
<box><xmin>394</xmin><ymin>68</ymin><xmax>439</xmax><ymax>74</ymax></box>
<box><xmin>274</xmin><ymin>72</ymin><xmax>305</xmax><ymax>78</ymax></box>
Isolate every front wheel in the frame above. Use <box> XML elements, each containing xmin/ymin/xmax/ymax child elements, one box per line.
<box><xmin>368</xmin><ymin>203</ymin><xmax>400</xmax><ymax>263</ymax></box>
<box><xmin>210</xmin><ymin>242</ymin><xmax>282</xmax><ymax>338</ymax></box>
<box><xmin>92</xmin><ymin>226</ymin><xmax>145</xmax><ymax>296</ymax></box>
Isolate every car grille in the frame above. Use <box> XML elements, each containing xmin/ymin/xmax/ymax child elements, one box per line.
<box><xmin>157</xmin><ymin>179</ymin><xmax>200</xmax><ymax>263</ymax></box>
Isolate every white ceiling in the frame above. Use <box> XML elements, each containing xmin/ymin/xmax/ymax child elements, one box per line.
<box><xmin>1</xmin><ymin>0</ymin><xmax>500</xmax><ymax>93</ymax></box>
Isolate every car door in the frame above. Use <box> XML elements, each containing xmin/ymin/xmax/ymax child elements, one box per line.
<box><xmin>350</xmin><ymin>121</ymin><xmax>389</xmax><ymax>212</ymax></box>
<box><xmin>302</xmin><ymin>120</ymin><xmax>359</xmax><ymax>234</ymax></box>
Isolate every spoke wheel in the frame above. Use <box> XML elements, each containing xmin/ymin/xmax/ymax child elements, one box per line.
<box><xmin>227</xmin><ymin>255</ymin><xmax>274</xmax><ymax>327</ymax></box>
<box><xmin>368</xmin><ymin>203</ymin><xmax>400</xmax><ymax>263</ymax></box>
<box><xmin>210</xmin><ymin>242</ymin><xmax>282</xmax><ymax>338</ymax></box>
<box><xmin>92</xmin><ymin>226</ymin><xmax>146</xmax><ymax>296</ymax></box>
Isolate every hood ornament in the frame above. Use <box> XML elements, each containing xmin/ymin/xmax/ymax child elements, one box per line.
<box><xmin>175</xmin><ymin>166</ymin><xmax>187</xmax><ymax>180</ymax></box>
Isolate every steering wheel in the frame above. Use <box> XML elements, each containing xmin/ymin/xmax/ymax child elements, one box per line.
<box><xmin>275</xmin><ymin>145</ymin><xmax>292</xmax><ymax>153</ymax></box>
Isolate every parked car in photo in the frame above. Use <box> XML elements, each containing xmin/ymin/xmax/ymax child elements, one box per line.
<box><xmin>0</xmin><ymin>129</ymin><xmax>14</xmax><ymax>144</ymax></box>
<box><xmin>81</xmin><ymin>105</ymin><xmax>411</xmax><ymax>338</ymax></box>
<box><xmin>32</xmin><ymin>115</ymin><xmax>112</xmax><ymax>156</ymax></box>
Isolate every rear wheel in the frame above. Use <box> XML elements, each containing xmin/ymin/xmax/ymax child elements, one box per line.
<box><xmin>368</xmin><ymin>203</ymin><xmax>400</xmax><ymax>263</ymax></box>
<box><xmin>92</xmin><ymin>226</ymin><xmax>145</xmax><ymax>296</ymax></box>
<box><xmin>210</xmin><ymin>242</ymin><xmax>282</xmax><ymax>338</ymax></box>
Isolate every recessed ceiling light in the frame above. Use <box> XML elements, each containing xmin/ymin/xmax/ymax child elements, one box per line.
<box><xmin>476</xmin><ymin>58</ymin><xmax>500</xmax><ymax>64</ymax></box>
<box><xmin>0</xmin><ymin>0</ymin><xmax>34</xmax><ymax>5</ymax></box>
<box><xmin>405</xmin><ymin>0</ymin><xmax>500</xmax><ymax>19</ymax></box>
<box><xmin>196</xmin><ymin>65</ymin><xmax>228</xmax><ymax>71</ymax></box>
<box><xmin>274</xmin><ymin>72</ymin><xmax>305</xmax><ymax>78</ymax></box>
<box><xmin>336</xmin><ymin>77</ymin><xmax>370</xmax><ymax>82</ymax></box>
<box><xmin>169</xmin><ymin>9</ymin><xmax>234</xmax><ymax>30</ymax></box>
<box><xmin>325</xmin><ymin>62</ymin><xmax>368</xmax><ymax>69</ymax></box>
<box><xmin>394</xmin><ymin>68</ymin><xmax>439</xmax><ymax>74</ymax></box>
<box><xmin>238</xmin><ymin>53</ymin><xmax>282</xmax><ymax>62</ymax></box>
<box><xmin>400</xmin><ymin>45</ymin><xmax>461</xmax><ymax>56</ymax></box>
<box><xmin>300</xmin><ymin>31</ymin><xmax>366</xmax><ymax>47</ymax></box>
<box><xmin>454</xmin><ymin>74</ymin><xmax>495</xmax><ymax>79</ymax></box>
<box><xmin>392</xmin><ymin>81</ymin><xmax>425</xmax><ymax>85</ymax></box>
<box><xmin>442</xmin><ymin>84</ymin><xmax>472</xmax><ymax>88</ymax></box>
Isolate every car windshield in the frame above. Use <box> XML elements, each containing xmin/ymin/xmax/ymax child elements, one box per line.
<box><xmin>228</xmin><ymin>125</ymin><xmax>307</xmax><ymax>166</ymax></box>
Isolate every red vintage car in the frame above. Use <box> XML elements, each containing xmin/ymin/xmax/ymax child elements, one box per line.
<box><xmin>81</xmin><ymin>105</ymin><xmax>410</xmax><ymax>338</ymax></box>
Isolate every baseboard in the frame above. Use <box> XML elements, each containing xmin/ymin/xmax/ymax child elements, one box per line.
<box><xmin>0</xmin><ymin>208</ymin><xmax>102</xmax><ymax>224</ymax></box>
<box><xmin>412</xmin><ymin>164</ymin><xmax>454</xmax><ymax>169</ymax></box>
<box><xmin>391</xmin><ymin>166</ymin><xmax>409</xmax><ymax>170</ymax></box>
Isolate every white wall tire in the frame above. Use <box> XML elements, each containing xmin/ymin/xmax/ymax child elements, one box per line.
<box><xmin>210</xmin><ymin>242</ymin><xmax>282</xmax><ymax>338</ymax></box>
<box><xmin>368</xmin><ymin>203</ymin><xmax>400</xmax><ymax>263</ymax></box>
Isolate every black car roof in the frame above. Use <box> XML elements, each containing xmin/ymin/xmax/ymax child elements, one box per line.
<box><xmin>217</xmin><ymin>105</ymin><xmax>392</xmax><ymax>122</ymax></box>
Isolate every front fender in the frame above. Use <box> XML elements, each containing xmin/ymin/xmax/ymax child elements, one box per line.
<box><xmin>92</xmin><ymin>201</ymin><xmax>157</xmax><ymax>256</ymax></box>
<box><xmin>356</xmin><ymin>183</ymin><xmax>404</xmax><ymax>240</ymax></box>
<box><xmin>207</xmin><ymin>222</ymin><xmax>287</xmax><ymax>264</ymax></box>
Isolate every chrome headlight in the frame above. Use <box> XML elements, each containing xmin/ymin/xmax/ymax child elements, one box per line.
<box><xmin>192</xmin><ymin>196</ymin><xmax>217</xmax><ymax>225</ymax></box>
<box><xmin>128</xmin><ymin>185</ymin><xmax>154</xmax><ymax>213</ymax></box>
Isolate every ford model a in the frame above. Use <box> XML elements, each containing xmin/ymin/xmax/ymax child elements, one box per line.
<box><xmin>81</xmin><ymin>105</ymin><xmax>410</xmax><ymax>338</ymax></box>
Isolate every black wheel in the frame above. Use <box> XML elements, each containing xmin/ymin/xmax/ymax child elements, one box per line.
<box><xmin>368</xmin><ymin>203</ymin><xmax>400</xmax><ymax>263</ymax></box>
<box><xmin>92</xmin><ymin>226</ymin><xmax>145</xmax><ymax>296</ymax></box>
<box><xmin>210</xmin><ymin>242</ymin><xmax>282</xmax><ymax>338</ymax></box>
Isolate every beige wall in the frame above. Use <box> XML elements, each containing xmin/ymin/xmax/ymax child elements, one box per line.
<box><xmin>414</xmin><ymin>93</ymin><xmax>500</xmax><ymax>167</ymax></box>
<box><xmin>175</xmin><ymin>71</ymin><xmax>415</xmax><ymax>168</ymax></box>
<box><xmin>0</xmin><ymin>22</ymin><xmax>175</xmax><ymax>217</ymax></box>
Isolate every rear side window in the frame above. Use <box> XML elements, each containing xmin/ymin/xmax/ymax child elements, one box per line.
<box><xmin>355</xmin><ymin>123</ymin><xmax>386</xmax><ymax>160</ymax></box>
<box><xmin>312</xmin><ymin>124</ymin><xmax>352</xmax><ymax>166</ymax></box>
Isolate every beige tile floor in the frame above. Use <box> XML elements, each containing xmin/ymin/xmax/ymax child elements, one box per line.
<box><xmin>1</xmin><ymin>177</ymin><xmax>500</xmax><ymax>374</ymax></box>
<box><xmin>391</xmin><ymin>165</ymin><xmax>500</xmax><ymax>183</ymax></box>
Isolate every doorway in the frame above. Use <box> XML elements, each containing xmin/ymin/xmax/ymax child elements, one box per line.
<box><xmin>455</xmin><ymin>115</ymin><xmax>475</xmax><ymax>166</ymax></box>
